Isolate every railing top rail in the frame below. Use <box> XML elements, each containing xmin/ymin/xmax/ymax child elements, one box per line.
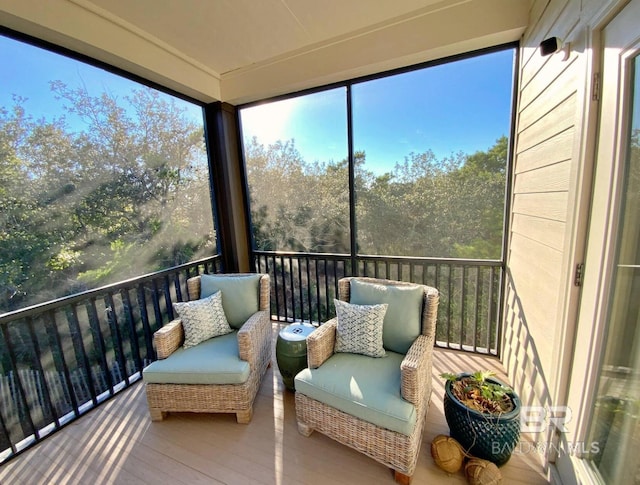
<box><xmin>1</xmin><ymin>254</ymin><xmax>222</xmax><ymax>324</ymax></box>
<box><xmin>253</xmin><ymin>250</ymin><xmax>350</xmax><ymax>259</ymax></box>
<box><xmin>253</xmin><ymin>250</ymin><xmax>502</xmax><ymax>267</ymax></box>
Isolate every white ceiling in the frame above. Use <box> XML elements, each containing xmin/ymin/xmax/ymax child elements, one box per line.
<box><xmin>88</xmin><ymin>0</ymin><xmax>449</xmax><ymax>76</ymax></box>
<box><xmin>0</xmin><ymin>0</ymin><xmax>531</xmax><ymax>103</ymax></box>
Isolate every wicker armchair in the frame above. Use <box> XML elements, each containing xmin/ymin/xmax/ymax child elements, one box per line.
<box><xmin>143</xmin><ymin>273</ymin><xmax>271</xmax><ymax>424</ymax></box>
<box><xmin>294</xmin><ymin>277</ymin><xmax>439</xmax><ymax>484</ymax></box>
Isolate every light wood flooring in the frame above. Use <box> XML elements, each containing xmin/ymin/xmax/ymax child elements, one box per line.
<box><xmin>0</xmin><ymin>324</ymin><xmax>549</xmax><ymax>484</ymax></box>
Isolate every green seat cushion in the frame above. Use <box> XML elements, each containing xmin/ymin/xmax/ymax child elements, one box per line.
<box><xmin>200</xmin><ymin>274</ymin><xmax>262</xmax><ymax>329</ymax></box>
<box><xmin>349</xmin><ymin>279</ymin><xmax>423</xmax><ymax>354</ymax></box>
<box><xmin>142</xmin><ymin>332</ymin><xmax>249</xmax><ymax>385</ymax></box>
<box><xmin>294</xmin><ymin>352</ymin><xmax>416</xmax><ymax>436</ymax></box>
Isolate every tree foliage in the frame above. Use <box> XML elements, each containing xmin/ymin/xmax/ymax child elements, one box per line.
<box><xmin>2</xmin><ymin>78</ymin><xmax>511</xmax><ymax>314</ymax></box>
<box><xmin>0</xmin><ymin>86</ymin><xmax>214</xmax><ymax>313</ymax></box>
<box><xmin>246</xmin><ymin>135</ymin><xmax>508</xmax><ymax>260</ymax></box>
<box><xmin>245</xmin><ymin>137</ymin><xmax>350</xmax><ymax>253</ymax></box>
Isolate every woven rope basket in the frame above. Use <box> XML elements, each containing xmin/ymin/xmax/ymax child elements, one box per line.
<box><xmin>430</xmin><ymin>434</ymin><xmax>465</xmax><ymax>473</ymax></box>
<box><xmin>465</xmin><ymin>457</ymin><xmax>502</xmax><ymax>485</ymax></box>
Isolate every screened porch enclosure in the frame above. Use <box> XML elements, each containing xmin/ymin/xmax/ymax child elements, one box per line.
<box><xmin>0</xmin><ymin>3</ymin><xmax>520</xmax><ymax>473</ymax></box>
<box><xmin>0</xmin><ymin>37</ymin><xmax>517</xmax><ymax>464</ymax></box>
<box><xmin>241</xmin><ymin>44</ymin><xmax>516</xmax><ymax>354</ymax></box>
<box><xmin>6</xmin><ymin>0</ymin><xmax>640</xmax><ymax>483</ymax></box>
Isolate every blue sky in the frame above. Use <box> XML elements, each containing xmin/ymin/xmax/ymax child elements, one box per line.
<box><xmin>2</xmin><ymin>34</ymin><xmax>513</xmax><ymax>174</ymax></box>
<box><xmin>4</xmin><ymin>34</ymin><xmax>640</xmax><ymax>177</ymax></box>
<box><xmin>0</xmin><ymin>35</ymin><xmax>202</xmax><ymax>130</ymax></box>
<box><xmin>240</xmin><ymin>49</ymin><xmax>516</xmax><ymax>173</ymax></box>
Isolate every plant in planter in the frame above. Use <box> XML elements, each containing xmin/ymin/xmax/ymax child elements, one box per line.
<box><xmin>441</xmin><ymin>371</ymin><xmax>521</xmax><ymax>466</ymax></box>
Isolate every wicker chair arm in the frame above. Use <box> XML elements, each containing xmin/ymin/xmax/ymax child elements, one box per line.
<box><xmin>154</xmin><ymin>319</ymin><xmax>184</xmax><ymax>359</ymax></box>
<box><xmin>400</xmin><ymin>334</ymin><xmax>434</xmax><ymax>407</ymax></box>
<box><xmin>307</xmin><ymin>319</ymin><xmax>337</xmax><ymax>369</ymax></box>
<box><xmin>237</xmin><ymin>310</ymin><xmax>270</xmax><ymax>366</ymax></box>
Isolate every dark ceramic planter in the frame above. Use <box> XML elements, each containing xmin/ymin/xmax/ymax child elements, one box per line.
<box><xmin>443</xmin><ymin>374</ymin><xmax>521</xmax><ymax>466</ymax></box>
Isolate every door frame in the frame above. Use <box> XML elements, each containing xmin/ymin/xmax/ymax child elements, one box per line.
<box><xmin>557</xmin><ymin>0</ymin><xmax>640</xmax><ymax>482</ymax></box>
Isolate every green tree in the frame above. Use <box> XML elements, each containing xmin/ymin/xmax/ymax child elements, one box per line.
<box><xmin>451</xmin><ymin>136</ymin><xmax>508</xmax><ymax>259</ymax></box>
<box><xmin>246</xmin><ymin>137</ymin><xmax>350</xmax><ymax>253</ymax></box>
<box><xmin>245</xmin><ymin>135</ymin><xmax>508</xmax><ymax>260</ymax></box>
<box><xmin>0</xmin><ymin>86</ymin><xmax>213</xmax><ymax>313</ymax></box>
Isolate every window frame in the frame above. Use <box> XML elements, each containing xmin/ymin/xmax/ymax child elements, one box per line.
<box><xmin>238</xmin><ymin>42</ymin><xmax>519</xmax><ymax>267</ymax></box>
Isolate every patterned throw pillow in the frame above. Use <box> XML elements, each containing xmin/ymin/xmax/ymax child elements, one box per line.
<box><xmin>334</xmin><ymin>299</ymin><xmax>388</xmax><ymax>358</ymax></box>
<box><xmin>173</xmin><ymin>291</ymin><xmax>233</xmax><ymax>349</ymax></box>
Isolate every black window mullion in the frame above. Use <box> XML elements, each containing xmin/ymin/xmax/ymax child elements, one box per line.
<box><xmin>346</xmin><ymin>85</ymin><xmax>357</xmax><ymax>275</ymax></box>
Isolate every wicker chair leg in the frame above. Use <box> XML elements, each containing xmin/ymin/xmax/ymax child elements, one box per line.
<box><xmin>236</xmin><ymin>408</ymin><xmax>253</xmax><ymax>424</ymax></box>
<box><xmin>393</xmin><ymin>470</ymin><xmax>411</xmax><ymax>485</ymax></box>
<box><xmin>297</xmin><ymin>421</ymin><xmax>313</xmax><ymax>437</ymax></box>
<box><xmin>149</xmin><ymin>408</ymin><xmax>166</xmax><ymax>421</ymax></box>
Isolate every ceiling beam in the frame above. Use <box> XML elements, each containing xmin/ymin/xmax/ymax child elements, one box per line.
<box><xmin>222</xmin><ymin>0</ymin><xmax>529</xmax><ymax>104</ymax></box>
<box><xmin>0</xmin><ymin>0</ymin><xmax>529</xmax><ymax>105</ymax></box>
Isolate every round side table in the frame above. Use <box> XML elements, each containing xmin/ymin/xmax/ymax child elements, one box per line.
<box><xmin>276</xmin><ymin>323</ymin><xmax>316</xmax><ymax>391</ymax></box>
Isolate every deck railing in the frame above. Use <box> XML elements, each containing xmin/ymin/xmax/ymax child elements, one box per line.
<box><xmin>0</xmin><ymin>251</ymin><xmax>502</xmax><ymax>463</ymax></box>
<box><xmin>254</xmin><ymin>251</ymin><xmax>503</xmax><ymax>355</ymax></box>
<box><xmin>0</xmin><ymin>255</ymin><xmax>222</xmax><ymax>463</ymax></box>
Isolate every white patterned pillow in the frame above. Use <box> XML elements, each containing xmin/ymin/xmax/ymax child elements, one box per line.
<box><xmin>334</xmin><ymin>299</ymin><xmax>388</xmax><ymax>358</ymax></box>
<box><xmin>173</xmin><ymin>291</ymin><xmax>232</xmax><ymax>349</ymax></box>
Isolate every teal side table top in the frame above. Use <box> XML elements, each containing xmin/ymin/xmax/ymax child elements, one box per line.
<box><xmin>276</xmin><ymin>323</ymin><xmax>316</xmax><ymax>391</ymax></box>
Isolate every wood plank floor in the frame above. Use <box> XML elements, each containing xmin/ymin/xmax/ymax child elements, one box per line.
<box><xmin>0</xmin><ymin>324</ymin><xmax>549</xmax><ymax>484</ymax></box>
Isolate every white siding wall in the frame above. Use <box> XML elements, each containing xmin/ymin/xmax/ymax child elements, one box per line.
<box><xmin>503</xmin><ymin>0</ymin><xmax>615</xmax><ymax>445</ymax></box>
<box><xmin>505</xmin><ymin>0</ymin><xmax>579</xmax><ymax>409</ymax></box>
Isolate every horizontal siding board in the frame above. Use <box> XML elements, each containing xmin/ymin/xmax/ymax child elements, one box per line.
<box><xmin>506</xmin><ymin>251</ymin><xmax>559</xmax><ymax>331</ymax></box>
<box><xmin>511</xmin><ymin>214</ymin><xmax>566</xmax><ymax>252</ymax></box>
<box><xmin>521</xmin><ymin>10</ymin><xmax>581</xmax><ymax>92</ymax></box>
<box><xmin>509</xmin><ymin>232</ymin><xmax>564</xmax><ymax>282</ymax></box>
<box><xmin>520</xmin><ymin>54</ymin><xmax>579</xmax><ymax>116</ymax></box>
<box><xmin>512</xmin><ymin>192</ymin><xmax>569</xmax><ymax>222</ymax></box>
<box><xmin>527</xmin><ymin>0</ymin><xmax>552</xmax><ymax>44</ymax></box>
<box><xmin>521</xmin><ymin>0</ymin><xmax>578</xmax><ymax>76</ymax></box>
<box><xmin>515</xmin><ymin>128</ymin><xmax>574</xmax><ymax>174</ymax></box>
<box><xmin>508</xmin><ymin>234</ymin><xmax>563</xmax><ymax>352</ymax></box>
<box><xmin>521</xmin><ymin>0</ymin><xmax>559</xmax><ymax>73</ymax></box>
<box><xmin>517</xmin><ymin>93</ymin><xmax>576</xmax><ymax>153</ymax></box>
<box><xmin>502</xmin><ymin>281</ymin><xmax>558</xmax><ymax>386</ymax></box>
<box><xmin>514</xmin><ymin>160</ymin><xmax>571</xmax><ymax>193</ymax></box>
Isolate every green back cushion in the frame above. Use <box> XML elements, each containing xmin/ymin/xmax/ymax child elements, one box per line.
<box><xmin>349</xmin><ymin>279</ymin><xmax>423</xmax><ymax>354</ymax></box>
<box><xmin>200</xmin><ymin>274</ymin><xmax>261</xmax><ymax>329</ymax></box>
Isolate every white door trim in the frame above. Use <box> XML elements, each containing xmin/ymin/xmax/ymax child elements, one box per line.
<box><xmin>557</xmin><ymin>0</ymin><xmax>640</xmax><ymax>482</ymax></box>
